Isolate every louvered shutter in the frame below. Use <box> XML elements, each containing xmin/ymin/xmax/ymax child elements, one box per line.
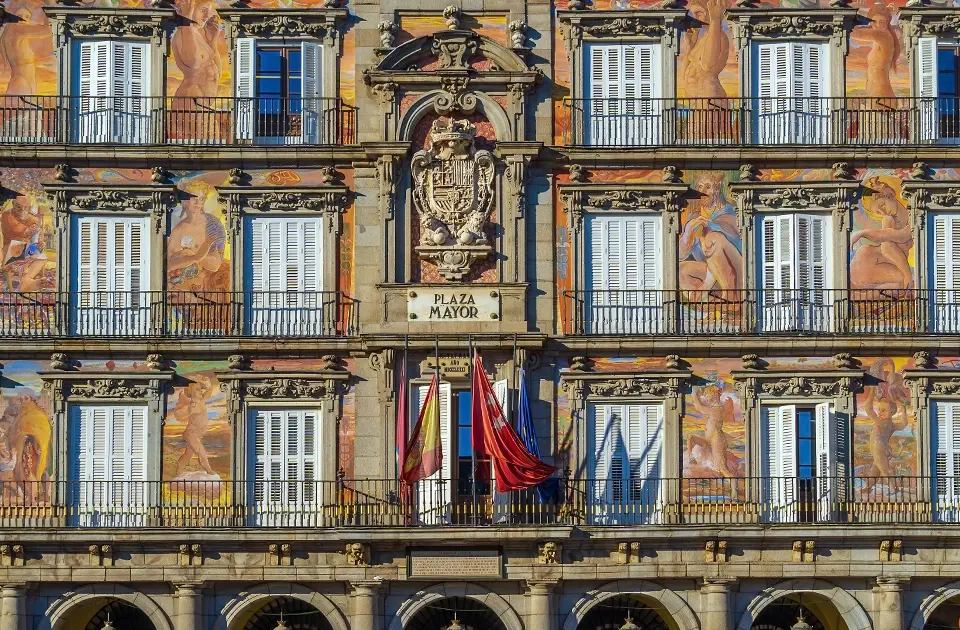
<box><xmin>410</xmin><ymin>382</ymin><xmax>452</xmax><ymax>524</ymax></box>
<box><xmin>935</xmin><ymin>402</ymin><xmax>960</xmax><ymax>521</ymax></box>
<box><xmin>73</xmin><ymin>216</ymin><xmax>150</xmax><ymax>335</ymax></box>
<box><xmin>797</xmin><ymin>214</ymin><xmax>830</xmax><ymax>330</ymax></box>
<box><xmin>919</xmin><ymin>37</ymin><xmax>940</xmax><ymax>142</ymax></box>
<box><xmin>590</xmin><ymin>403</ymin><xmax>626</xmax><ymax>507</ymax></box>
<box><xmin>626</xmin><ymin>404</ymin><xmax>663</xmax><ymax>523</ymax></box>
<box><xmin>814</xmin><ymin>402</ymin><xmax>838</xmax><ymax>520</ymax></box>
<box><xmin>75</xmin><ymin>41</ymin><xmax>111</xmax><ymax>142</ymax></box>
<box><xmin>112</xmin><ymin>41</ymin><xmax>150</xmax><ymax>143</ymax></box>
<box><xmin>756</xmin><ymin>43</ymin><xmax>791</xmax><ymax>143</ymax></box>
<box><xmin>763</xmin><ymin>405</ymin><xmax>797</xmax><ymax>522</ymax></box>
<box><xmin>586</xmin><ymin>43</ymin><xmax>660</xmax><ymax>146</ymax></box>
<box><xmin>251</xmin><ymin>408</ymin><xmax>322</xmax><ymax>525</ymax></box>
<box><xmin>933</xmin><ymin>215</ymin><xmax>960</xmax><ymax>332</ymax></box>
<box><xmin>491</xmin><ymin>379</ymin><xmax>511</xmax><ymax>520</ymax></box>
<box><xmin>793</xmin><ymin>42</ymin><xmax>829</xmax><ymax>143</ymax></box>
<box><xmin>760</xmin><ymin>215</ymin><xmax>793</xmax><ymax>330</ymax></box>
<box><xmin>234</xmin><ymin>38</ymin><xmax>256</xmax><ymax>140</ymax></box>
<box><xmin>301</xmin><ymin>41</ymin><xmax>323</xmax><ymax>144</ymax></box>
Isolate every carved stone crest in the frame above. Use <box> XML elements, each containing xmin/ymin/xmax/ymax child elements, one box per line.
<box><xmin>412</xmin><ymin>119</ymin><xmax>496</xmax><ymax>280</ymax></box>
<box><xmin>69</xmin><ymin>379</ymin><xmax>152</xmax><ymax>399</ymax></box>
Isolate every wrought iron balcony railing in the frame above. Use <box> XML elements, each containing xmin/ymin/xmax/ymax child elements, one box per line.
<box><xmin>0</xmin><ymin>476</ymin><xmax>949</xmax><ymax>528</ymax></box>
<box><xmin>561</xmin><ymin>289</ymin><xmax>954</xmax><ymax>336</ymax></box>
<box><xmin>561</xmin><ymin>97</ymin><xmax>960</xmax><ymax>147</ymax></box>
<box><xmin>0</xmin><ymin>291</ymin><xmax>359</xmax><ymax>338</ymax></box>
<box><xmin>0</xmin><ymin>96</ymin><xmax>357</xmax><ymax>146</ymax></box>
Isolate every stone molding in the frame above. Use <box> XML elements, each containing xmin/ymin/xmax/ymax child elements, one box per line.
<box><xmin>731</xmin><ymin>369</ymin><xmax>864</xmax><ymax>402</ymax></box>
<box><xmin>215</xmin><ymin>183</ymin><xmax>349</xmax><ymax>235</ymax></box>
<box><xmin>43</xmin><ymin>6</ymin><xmax>178</xmax><ymax>49</ymax></box>
<box><xmin>39</xmin><ymin>369</ymin><xmax>174</xmax><ymax>414</ymax></box>
<box><xmin>44</xmin><ymin>181</ymin><xmax>178</xmax><ymax>234</ymax></box>
<box><xmin>558</xmin><ymin>180</ymin><xmax>689</xmax><ymax>231</ymax></box>
<box><xmin>725</xmin><ymin>7</ymin><xmax>859</xmax><ymax>52</ymax></box>
<box><xmin>557</xmin><ymin>9</ymin><xmax>687</xmax><ymax>56</ymax></box>
<box><xmin>560</xmin><ymin>370</ymin><xmax>691</xmax><ymax>412</ymax></box>
<box><xmin>728</xmin><ymin>178</ymin><xmax>860</xmax><ymax>232</ymax></box>
<box><xmin>900</xmin><ymin>8</ymin><xmax>960</xmax><ymax>66</ymax></box>
<box><xmin>902</xmin><ymin>178</ymin><xmax>960</xmax><ymax>231</ymax></box>
<box><xmin>903</xmin><ymin>369</ymin><xmax>960</xmax><ymax>408</ymax></box>
<box><xmin>216</xmin><ymin>8</ymin><xmax>348</xmax><ymax>53</ymax></box>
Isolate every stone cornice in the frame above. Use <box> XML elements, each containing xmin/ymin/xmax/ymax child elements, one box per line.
<box><xmin>216</xmin><ymin>369</ymin><xmax>351</xmax><ymax>417</ymax></box>
<box><xmin>558</xmin><ymin>181</ymin><xmax>690</xmax><ymax>230</ymax></box>
<box><xmin>731</xmin><ymin>369</ymin><xmax>865</xmax><ymax>400</ymax></box>
<box><xmin>215</xmin><ymin>184</ymin><xmax>350</xmax><ymax>234</ymax></box>
<box><xmin>373</xmin><ymin>30</ymin><xmax>531</xmax><ymax>74</ymax></box>
<box><xmin>39</xmin><ymin>369</ymin><xmax>174</xmax><ymax>415</ymax></box>
<box><xmin>43</xmin><ymin>6</ymin><xmax>178</xmax><ymax>48</ymax></box>
<box><xmin>216</xmin><ymin>8</ymin><xmax>348</xmax><ymax>52</ymax></box>
<box><xmin>43</xmin><ymin>181</ymin><xmax>178</xmax><ymax>234</ymax></box>
<box><xmin>725</xmin><ymin>8</ymin><xmax>858</xmax><ymax>53</ymax></box>
<box><xmin>728</xmin><ymin>179</ymin><xmax>860</xmax><ymax>232</ymax></box>
<box><xmin>900</xmin><ymin>8</ymin><xmax>960</xmax><ymax>63</ymax></box>
<box><xmin>559</xmin><ymin>370</ymin><xmax>692</xmax><ymax>403</ymax></box>
<box><xmin>558</xmin><ymin>9</ymin><xmax>687</xmax><ymax>53</ymax></box>
<box><xmin>902</xmin><ymin>179</ymin><xmax>960</xmax><ymax>230</ymax></box>
<box><xmin>903</xmin><ymin>369</ymin><xmax>960</xmax><ymax>407</ymax></box>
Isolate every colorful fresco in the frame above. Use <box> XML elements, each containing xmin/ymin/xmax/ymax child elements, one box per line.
<box><xmin>0</xmin><ymin>191</ymin><xmax>55</xmax><ymax>293</ymax></box>
<box><xmin>682</xmin><ymin>360</ymin><xmax>746</xmax><ymax>481</ymax></box>
<box><xmin>168</xmin><ymin>179</ymin><xmax>230</xmax><ymax>293</ymax></box>
<box><xmin>164</xmin><ymin>361</ymin><xmax>230</xmax><ymax>487</ymax></box>
<box><xmin>680</xmin><ymin>171</ymin><xmax>743</xmax><ymax>296</ymax></box>
<box><xmin>0</xmin><ymin>360</ymin><xmax>52</xmax><ymax>503</ymax></box>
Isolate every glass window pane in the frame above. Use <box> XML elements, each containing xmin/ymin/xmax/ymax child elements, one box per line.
<box><xmin>257</xmin><ymin>49</ymin><xmax>282</xmax><ymax>73</ymax></box>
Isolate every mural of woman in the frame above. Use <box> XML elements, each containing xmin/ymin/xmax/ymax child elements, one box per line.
<box><xmin>682</xmin><ymin>0</ymin><xmax>730</xmax><ymax>102</ymax></box>
<box><xmin>860</xmin><ymin>2</ymin><xmax>901</xmax><ymax>101</ymax></box>
<box><xmin>684</xmin><ymin>380</ymin><xmax>742</xmax><ymax>478</ymax></box>
<box><xmin>168</xmin><ymin>184</ymin><xmax>228</xmax><ymax>293</ymax></box>
<box><xmin>171</xmin><ymin>0</ymin><xmax>223</xmax><ymax>99</ymax></box>
<box><xmin>173</xmin><ymin>375</ymin><xmax>218</xmax><ymax>480</ymax></box>
<box><xmin>679</xmin><ymin>173</ymin><xmax>743</xmax><ymax>301</ymax></box>
<box><xmin>859</xmin><ymin>358</ymin><xmax>912</xmax><ymax>493</ymax></box>
<box><xmin>850</xmin><ymin>177</ymin><xmax>913</xmax><ymax>291</ymax></box>
<box><xmin>0</xmin><ymin>197</ymin><xmax>49</xmax><ymax>293</ymax></box>
<box><xmin>0</xmin><ymin>0</ymin><xmax>52</xmax><ymax>96</ymax></box>
<box><xmin>4</xmin><ymin>393</ymin><xmax>50</xmax><ymax>503</ymax></box>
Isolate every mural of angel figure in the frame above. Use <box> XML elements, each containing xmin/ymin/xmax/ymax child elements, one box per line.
<box><xmin>173</xmin><ymin>375</ymin><xmax>219</xmax><ymax>480</ymax></box>
<box><xmin>685</xmin><ymin>380</ymin><xmax>742</xmax><ymax>479</ymax></box>
<box><xmin>859</xmin><ymin>358</ymin><xmax>912</xmax><ymax>494</ymax></box>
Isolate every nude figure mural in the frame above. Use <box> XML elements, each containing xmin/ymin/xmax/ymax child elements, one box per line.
<box><xmin>682</xmin><ymin>0</ymin><xmax>730</xmax><ymax>102</ymax></box>
<box><xmin>679</xmin><ymin>173</ymin><xmax>743</xmax><ymax>302</ymax></box>
<box><xmin>850</xmin><ymin>176</ymin><xmax>913</xmax><ymax>292</ymax></box>
<box><xmin>857</xmin><ymin>358</ymin><xmax>914</xmax><ymax>496</ymax></box>
<box><xmin>170</xmin><ymin>0</ymin><xmax>224</xmax><ymax>141</ymax></box>
<box><xmin>0</xmin><ymin>197</ymin><xmax>52</xmax><ymax>293</ymax></box>
<box><xmin>0</xmin><ymin>0</ymin><xmax>52</xmax><ymax>96</ymax></box>
<box><xmin>170</xmin><ymin>374</ymin><xmax>223</xmax><ymax>496</ymax></box>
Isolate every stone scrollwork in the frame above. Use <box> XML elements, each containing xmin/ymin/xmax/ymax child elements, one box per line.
<box><xmin>729</xmin><ymin>179</ymin><xmax>859</xmax><ymax>233</ymax></box>
<box><xmin>726</xmin><ymin>8</ymin><xmax>858</xmax><ymax>54</ymax></box>
<box><xmin>411</xmin><ymin>119</ymin><xmax>496</xmax><ymax>280</ymax></box>
<box><xmin>243</xmin><ymin>378</ymin><xmax>345</xmax><ymax>400</ymax></box>
<box><xmin>558</xmin><ymin>9</ymin><xmax>686</xmax><ymax>58</ymax></box>
<box><xmin>216</xmin><ymin>369</ymin><xmax>351</xmax><ymax>418</ymax></box>
<box><xmin>69</xmin><ymin>379</ymin><xmax>153</xmax><ymax>399</ymax></box>
<box><xmin>217</xmin><ymin>8</ymin><xmax>347</xmax><ymax>52</ymax></box>
<box><xmin>44</xmin><ymin>6</ymin><xmax>177</xmax><ymax>49</ymax></box>
<box><xmin>216</xmin><ymin>185</ymin><xmax>349</xmax><ymax>234</ymax></box>
<box><xmin>587</xmin><ymin>378</ymin><xmax>682</xmax><ymax>398</ymax></box>
<box><xmin>558</xmin><ymin>181</ymin><xmax>689</xmax><ymax>231</ymax></box>
<box><xmin>732</xmin><ymin>370</ymin><xmax>864</xmax><ymax>415</ymax></box>
<box><xmin>560</xmin><ymin>370</ymin><xmax>692</xmax><ymax>412</ymax></box>
<box><xmin>903</xmin><ymin>180</ymin><xmax>960</xmax><ymax>232</ymax></box>
<box><xmin>43</xmin><ymin>182</ymin><xmax>177</xmax><ymax>234</ymax></box>
<box><xmin>432</xmin><ymin>30</ymin><xmax>479</xmax><ymax>70</ymax></box>
<box><xmin>903</xmin><ymin>369</ymin><xmax>960</xmax><ymax>409</ymax></box>
<box><xmin>758</xmin><ymin>376</ymin><xmax>861</xmax><ymax>398</ymax></box>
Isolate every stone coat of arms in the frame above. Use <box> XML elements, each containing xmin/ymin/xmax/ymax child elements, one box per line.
<box><xmin>411</xmin><ymin>118</ymin><xmax>495</xmax><ymax>280</ymax></box>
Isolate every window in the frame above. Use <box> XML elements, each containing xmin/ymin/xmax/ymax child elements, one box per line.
<box><xmin>73</xmin><ymin>40</ymin><xmax>151</xmax><ymax>144</ymax></box>
<box><xmin>235</xmin><ymin>39</ymin><xmax>323</xmax><ymax>144</ymax></box>
<box><xmin>585</xmin><ymin>43</ymin><xmax>661</xmax><ymax>146</ymax></box>
<box><xmin>933</xmin><ymin>401</ymin><xmax>960</xmax><ymax>522</ymax></box>
<box><xmin>754</xmin><ymin>42</ymin><xmax>829</xmax><ymax>144</ymax></box>
<box><xmin>588</xmin><ymin>402</ymin><xmax>663</xmax><ymax>524</ymax></box>
<box><xmin>72</xmin><ymin>215</ymin><xmax>151</xmax><ymax>336</ymax></box>
<box><xmin>917</xmin><ymin>37</ymin><xmax>960</xmax><ymax>141</ymax></box>
<box><xmin>410</xmin><ymin>379</ymin><xmax>508</xmax><ymax>524</ymax></box>
<box><xmin>759</xmin><ymin>213</ymin><xmax>831</xmax><ymax>332</ymax></box>
<box><xmin>250</xmin><ymin>408</ymin><xmax>322</xmax><ymax>526</ymax></box>
<box><xmin>762</xmin><ymin>403</ymin><xmax>843</xmax><ymax>523</ymax></box>
<box><xmin>245</xmin><ymin>216</ymin><xmax>324</xmax><ymax>337</ymax></box>
<box><xmin>932</xmin><ymin>214</ymin><xmax>960</xmax><ymax>332</ymax></box>
<box><xmin>585</xmin><ymin>214</ymin><xmax>662</xmax><ymax>334</ymax></box>
<box><xmin>69</xmin><ymin>405</ymin><xmax>149</xmax><ymax>527</ymax></box>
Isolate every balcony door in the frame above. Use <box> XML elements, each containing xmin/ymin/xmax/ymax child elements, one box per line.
<box><xmin>72</xmin><ymin>216</ymin><xmax>151</xmax><ymax>336</ymax></box>
<box><xmin>69</xmin><ymin>404</ymin><xmax>149</xmax><ymax>527</ymax></box>
<box><xmin>754</xmin><ymin>42</ymin><xmax>829</xmax><ymax>144</ymax></box>
<box><xmin>245</xmin><ymin>216</ymin><xmax>324</xmax><ymax>337</ymax></box>
<box><xmin>73</xmin><ymin>40</ymin><xmax>151</xmax><ymax>144</ymax></box>
<box><xmin>762</xmin><ymin>403</ymin><xmax>843</xmax><ymax>523</ymax></box>
<box><xmin>588</xmin><ymin>402</ymin><xmax>663</xmax><ymax>525</ymax></box>
<box><xmin>934</xmin><ymin>402</ymin><xmax>960</xmax><ymax>522</ymax></box>
<box><xmin>759</xmin><ymin>213</ymin><xmax>831</xmax><ymax>332</ymax></box>
<box><xmin>249</xmin><ymin>408</ymin><xmax>322</xmax><ymax>526</ymax></box>
<box><xmin>234</xmin><ymin>39</ymin><xmax>323</xmax><ymax>145</ymax></box>
<box><xmin>585</xmin><ymin>43</ymin><xmax>661</xmax><ymax>146</ymax></box>
<box><xmin>932</xmin><ymin>214</ymin><xmax>960</xmax><ymax>332</ymax></box>
<box><xmin>585</xmin><ymin>214</ymin><xmax>662</xmax><ymax>335</ymax></box>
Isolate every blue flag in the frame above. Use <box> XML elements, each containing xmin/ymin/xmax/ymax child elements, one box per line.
<box><xmin>516</xmin><ymin>368</ymin><xmax>561</xmax><ymax>503</ymax></box>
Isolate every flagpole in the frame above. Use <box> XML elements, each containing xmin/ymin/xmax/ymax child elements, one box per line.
<box><xmin>402</xmin><ymin>334</ymin><xmax>409</xmax><ymax>523</ymax></box>
<box><xmin>435</xmin><ymin>334</ymin><xmax>441</xmax><ymax>521</ymax></box>
<box><xmin>468</xmin><ymin>333</ymin><xmax>476</xmax><ymax>526</ymax></box>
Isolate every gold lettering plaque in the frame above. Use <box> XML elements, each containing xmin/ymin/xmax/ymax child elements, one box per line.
<box><xmin>408</xmin><ymin>548</ymin><xmax>502</xmax><ymax>578</ymax></box>
<box><xmin>407</xmin><ymin>288</ymin><xmax>500</xmax><ymax>322</ymax></box>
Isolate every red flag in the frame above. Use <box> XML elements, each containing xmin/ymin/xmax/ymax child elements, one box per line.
<box><xmin>401</xmin><ymin>372</ymin><xmax>443</xmax><ymax>484</ymax></box>
<box><xmin>470</xmin><ymin>352</ymin><xmax>558</xmax><ymax>491</ymax></box>
<box><xmin>396</xmin><ymin>360</ymin><xmax>407</xmax><ymax>478</ymax></box>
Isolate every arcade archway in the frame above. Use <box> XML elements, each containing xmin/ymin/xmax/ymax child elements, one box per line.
<box><xmin>575</xmin><ymin>594</ymin><xmax>671</xmax><ymax>630</ymax></box>
<box><xmin>403</xmin><ymin>596</ymin><xmax>507</xmax><ymax>630</ymax></box>
<box><xmin>241</xmin><ymin>597</ymin><xmax>334</xmax><ymax>630</ymax></box>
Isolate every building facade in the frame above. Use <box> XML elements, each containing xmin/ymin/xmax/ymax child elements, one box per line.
<box><xmin>0</xmin><ymin>0</ymin><xmax>957</xmax><ymax>628</ymax></box>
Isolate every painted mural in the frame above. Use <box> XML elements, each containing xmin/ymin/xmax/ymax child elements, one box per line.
<box><xmin>0</xmin><ymin>191</ymin><xmax>55</xmax><ymax>293</ymax></box>
<box><xmin>679</xmin><ymin>171</ymin><xmax>743</xmax><ymax>298</ymax></box>
<box><xmin>0</xmin><ymin>360</ymin><xmax>52</xmax><ymax>504</ymax></box>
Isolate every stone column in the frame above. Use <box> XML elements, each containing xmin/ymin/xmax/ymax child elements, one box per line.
<box><xmin>700</xmin><ymin>578</ymin><xmax>736</xmax><ymax>630</ymax></box>
<box><xmin>873</xmin><ymin>577</ymin><xmax>907</xmax><ymax>630</ymax></box>
<box><xmin>0</xmin><ymin>584</ymin><xmax>25</xmax><ymax>630</ymax></box>
<box><xmin>525</xmin><ymin>580</ymin><xmax>558</xmax><ymax>630</ymax></box>
<box><xmin>350</xmin><ymin>581</ymin><xmax>382</xmax><ymax>630</ymax></box>
<box><xmin>174</xmin><ymin>583</ymin><xmax>204</xmax><ymax>630</ymax></box>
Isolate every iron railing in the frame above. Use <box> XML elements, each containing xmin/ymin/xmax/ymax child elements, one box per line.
<box><xmin>0</xmin><ymin>291</ymin><xmax>359</xmax><ymax>337</ymax></box>
<box><xmin>0</xmin><ymin>96</ymin><xmax>357</xmax><ymax>145</ymax></box>
<box><xmin>0</xmin><ymin>476</ymin><xmax>950</xmax><ymax>528</ymax></box>
<box><xmin>561</xmin><ymin>97</ymin><xmax>960</xmax><ymax>147</ymax></box>
<box><xmin>561</xmin><ymin>289</ymin><xmax>954</xmax><ymax>335</ymax></box>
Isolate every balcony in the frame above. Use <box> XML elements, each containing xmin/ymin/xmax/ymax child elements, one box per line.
<box><xmin>0</xmin><ymin>96</ymin><xmax>356</xmax><ymax>146</ymax></box>
<box><xmin>561</xmin><ymin>289</ymin><xmax>955</xmax><ymax>336</ymax></box>
<box><xmin>0</xmin><ymin>476</ymin><xmax>948</xmax><ymax>528</ymax></box>
<box><xmin>0</xmin><ymin>291</ymin><xmax>359</xmax><ymax>338</ymax></box>
<box><xmin>561</xmin><ymin>97</ymin><xmax>960</xmax><ymax>147</ymax></box>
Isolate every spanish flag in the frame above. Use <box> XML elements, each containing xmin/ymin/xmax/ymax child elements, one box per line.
<box><xmin>401</xmin><ymin>372</ymin><xmax>443</xmax><ymax>483</ymax></box>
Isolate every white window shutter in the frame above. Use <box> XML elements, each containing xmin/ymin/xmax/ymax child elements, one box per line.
<box><xmin>412</xmin><ymin>381</ymin><xmax>452</xmax><ymax>524</ymax></box>
<box><xmin>935</xmin><ymin>402</ymin><xmax>960</xmax><ymax>520</ymax></box>
<box><xmin>933</xmin><ymin>215</ymin><xmax>960</xmax><ymax>332</ymax></box>
<box><xmin>814</xmin><ymin>402</ymin><xmax>836</xmax><ymax>519</ymax></box>
<box><xmin>491</xmin><ymin>379</ymin><xmax>511</xmax><ymax>518</ymax></box>
<box><xmin>235</xmin><ymin>38</ymin><xmax>256</xmax><ymax>140</ymax></box>
<box><xmin>626</xmin><ymin>404</ymin><xmax>662</xmax><ymax>519</ymax></box>
<box><xmin>111</xmin><ymin>41</ymin><xmax>150</xmax><ymax>143</ymax></box>
<box><xmin>76</xmin><ymin>41</ymin><xmax>111</xmax><ymax>142</ymax></box>
<box><xmin>756</xmin><ymin>43</ymin><xmax>791</xmax><ymax>142</ymax></box>
<box><xmin>437</xmin><ymin>382</ymin><xmax>452</xmax><ymax>484</ymax></box>
<box><xmin>918</xmin><ymin>37</ymin><xmax>939</xmax><ymax>141</ymax></box>
<box><xmin>301</xmin><ymin>41</ymin><xmax>323</xmax><ymax>144</ymax></box>
<box><xmin>763</xmin><ymin>405</ymin><xmax>796</xmax><ymax>522</ymax></box>
<box><xmin>493</xmin><ymin>379</ymin><xmax>509</xmax><ymax>421</ymax></box>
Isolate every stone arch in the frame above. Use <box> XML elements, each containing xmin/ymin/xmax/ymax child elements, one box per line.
<box><xmin>736</xmin><ymin>579</ymin><xmax>872</xmax><ymax>630</ymax></box>
<box><xmin>396</xmin><ymin>90</ymin><xmax>512</xmax><ymax>144</ymax></box>
<box><xmin>388</xmin><ymin>583</ymin><xmax>523</xmax><ymax>630</ymax></box>
<box><xmin>908</xmin><ymin>580</ymin><xmax>960</xmax><ymax>630</ymax></box>
<box><xmin>561</xmin><ymin>580</ymin><xmax>700</xmax><ymax>630</ymax></box>
<box><xmin>214</xmin><ymin>582</ymin><xmax>349</xmax><ymax>630</ymax></box>
<box><xmin>376</xmin><ymin>33</ymin><xmax>529</xmax><ymax>75</ymax></box>
<box><xmin>42</xmin><ymin>584</ymin><xmax>173</xmax><ymax>630</ymax></box>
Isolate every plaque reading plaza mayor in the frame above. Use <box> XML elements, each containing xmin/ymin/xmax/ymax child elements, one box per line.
<box><xmin>407</xmin><ymin>287</ymin><xmax>501</xmax><ymax>322</ymax></box>
<box><xmin>407</xmin><ymin>548</ymin><xmax>503</xmax><ymax>578</ymax></box>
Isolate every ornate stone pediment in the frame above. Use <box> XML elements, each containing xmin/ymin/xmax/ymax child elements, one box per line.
<box><xmin>372</xmin><ymin>31</ymin><xmax>531</xmax><ymax>75</ymax></box>
<box><xmin>903</xmin><ymin>180</ymin><xmax>960</xmax><ymax>230</ymax></box>
<box><xmin>44</xmin><ymin>6</ymin><xmax>178</xmax><ymax>48</ymax></box>
<box><xmin>725</xmin><ymin>8</ymin><xmax>858</xmax><ymax>52</ymax></box>
<box><xmin>558</xmin><ymin>179</ymin><xmax>689</xmax><ymax>230</ymax></box>
<box><xmin>558</xmin><ymin>9</ymin><xmax>686</xmax><ymax>56</ymax></box>
<box><xmin>244</xmin><ymin>378</ymin><xmax>342</xmax><ymax>400</ymax></box>
<box><xmin>560</xmin><ymin>370</ymin><xmax>692</xmax><ymax>411</ymax></box>
<box><xmin>43</xmin><ymin>182</ymin><xmax>178</xmax><ymax>234</ymax></box>
<box><xmin>412</xmin><ymin>119</ymin><xmax>496</xmax><ymax>280</ymax></box>
<box><xmin>217</xmin><ymin>8</ymin><xmax>347</xmax><ymax>52</ymax></box>
<box><xmin>216</xmin><ymin>369</ymin><xmax>351</xmax><ymax>418</ymax></box>
<box><xmin>729</xmin><ymin>179</ymin><xmax>860</xmax><ymax>232</ymax></box>
<box><xmin>215</xmin><ymin>184</ymin><xmax>349</xmax><ymax>234</ymax></box>
<box><xmin>903</xmin><ymin>369</ymin><xmax>960</xmax><ymax>408</ymax></box>
<box><xmin>40</xmin><ymin>368</ymin><xmax>174</xmax><ymax>417</ymax></box>
<box><xmin>901</xmin><ymin>9</ymin><xmax>960</xmax><ymax>60</ymax></box>
<box><xmin>731</xmin><ymin>370</ymin><xmax>864</xmax><ymax>401</ymax></box>
<box><xmin>69</xmin><ymin>379</ymin><xmax>154</xmax><ymax>399</ymax></box>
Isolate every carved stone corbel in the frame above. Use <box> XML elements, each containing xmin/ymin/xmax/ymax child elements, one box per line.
<box><xmin>616</xmin><ymin>542</ymin><xmax>641</xmax><ymax>565</ymax></box>
<box><xmin>342</xmin><ymin>542</ymin><xmax>369</xmax><ymax>566</ymax></box>
<box><xmin>369</xmin><ymin>348</ymin><xmax>396</xmax><ymax>403</ymax></box>
<box><xmin>376</xmin><ymin>155</ymin><xmax>400</xmax><ymax>221</ymax></box>
<box><xmin>268</xmin><ymin>543</ymin><xmax>292</xmax><ymax>566</ymax></box>
<box><xmin>89</xmin><ymin>544</ymin><xmax>114</xmax><ymax>567</ymax></box>
<box><xmin>0</xmin><ymin>545</ymin><xmax>23</xmax><ymax>567</ymax></box>
<box><xmin>537</xmin><ymin>541</ymin><xmax>561</xmax><ymax>564</ymax></box>
<box><xmin>704</xmin><ymin>540</ymin><xmax>729</xmax><ymax>562</ymax></box>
